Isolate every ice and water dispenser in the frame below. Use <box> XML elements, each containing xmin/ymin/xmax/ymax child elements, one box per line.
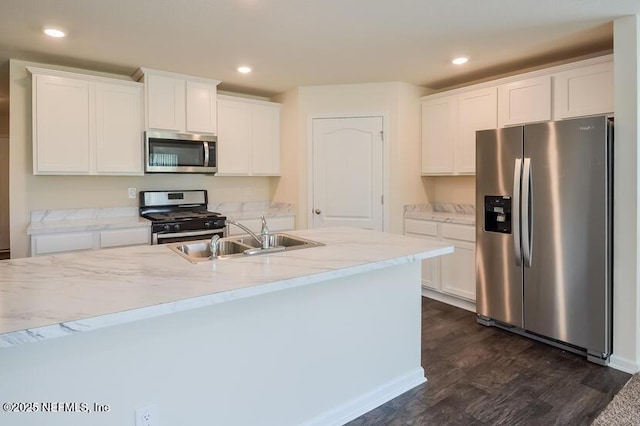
<box><xmin>484</xmin><ymin>196</ymin><xmax>512</xmax><ymax>234</ymax></box>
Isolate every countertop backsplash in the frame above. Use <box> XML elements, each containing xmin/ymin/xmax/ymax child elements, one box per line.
<box><xmin>404</xmin><ymin>203</ymin><xmax>475</xmax><ymax>225</ymax></box>
<box><xmin>209</xmin><ymin>201</ymin><xmax>295</xmax><ymax>220</ymax></box>
<box><xmin>27</xmin><ymin>202</ymin><xmax>295</xmax><ymax>235</ymax></box>
<box><xmin>30</xmin><ymin>207</ymin><xmax>139</xmax><ymax>222</ymax></box>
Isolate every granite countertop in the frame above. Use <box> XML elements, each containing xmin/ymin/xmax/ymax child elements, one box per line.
<box><xmin>27</xmin><ymin>202</ymin><xmax>295</xmax><ymax>235</ymax></box>
<box><xmin>0</xmin><ymin>227</ymin><xmax>453</xmax><ymax>348</ymax></box>
<box><xmin>404</xmin><ymin>203</ymin><xmax>475</xmax><ymax>226</ymax></box>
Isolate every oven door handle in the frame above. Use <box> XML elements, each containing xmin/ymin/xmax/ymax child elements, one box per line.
<box><xmin>155</xmin><ymin>229</ymin><xmax>224</xmax><ymax>242</ymax></box>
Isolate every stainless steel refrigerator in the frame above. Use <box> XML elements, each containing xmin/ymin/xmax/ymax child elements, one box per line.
<box><xmin>475</xmin><ymin>115</ymin><xmax>613</xmax><ymax>365</ymax></box>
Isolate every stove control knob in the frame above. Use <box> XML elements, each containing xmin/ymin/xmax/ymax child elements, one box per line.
<box><xmin>173</xmin><ymin>224</ymin><xmax>180</xmax><ymax>231</ymax></box>
<box><xmin>163</xmin><ymin>224</ymin><xmax>171</xmax><ymax>232</ymax></box>
<box><xmin>204</xmin><ymin>221</ymin><xmax>212</xmax><ymax>228</ymax></box>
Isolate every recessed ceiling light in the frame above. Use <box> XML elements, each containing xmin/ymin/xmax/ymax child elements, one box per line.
<box><xmin>452</xmin><ymin>57</ymin><xmax>469</xmax><ymax>65</ymax></box>
<box><xmin>44</xmin><ymin>28</ymin><xmax>66</xmax><ymax>38</ymax></box>
<box><xmin>237</xmin><ymin>66</ymin><xmax>252</xmax><ymax>74</ymax></box>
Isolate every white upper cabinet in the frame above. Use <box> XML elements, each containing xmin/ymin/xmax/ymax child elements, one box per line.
<box><xmin>251</xmin><ymin>103</ymin><xmax>281</xmax><ymax>175</ymax></box>
<box><xmin>420</xmin><ymin>55</ymin><xmax>612</xmax><ymax>176</ymax></box>
<box><xmin>217</xmin><ymin>95</ymin><xmax>281</xmax><ymax>176</ymax></box>
<box><xmin>421</xmin><ymin>96</ymin><xmax>456</xmax><ymax>175</ymax></box>
<box><xmin>28</xmin><ymin>67</ymin><xmax>144</xmax><ymax>176</ymax></box>
<box><xmin>134</xmin><ymin>67</ymin><xmax>220</xmax><ymax>134</ymax></box>
<box><xmin>421</xmin><ymin>87</ymin><xmax>496</xmax><ymax>175</ymax></box>
<box><xmin>33</xmin><ymin>74</ymin><xmax>91</xmax><ymax>174</ymax></box>
<box><xmin>553</xmin><ymin>61</ymin><xmax>613</xmax><ymax>120</ymax></box>
<box><xmin>186</xmin><ymin>81</ymin><xmax>218</xmax><ymax>134</ymax></box>
<box><xmin>456</xmin><ymin>87</ymin><xmax>497</xmax><ymax>174</ymax></box>
<box><xmin>145</xmin><ymin>73</ymin><xmax>186</xmax><ymax>132</ymax></box>
<box><xmin>95</xmin><ymin>83</ymin><xmax>144</xmax><ymax>174</ymax></box>
<box><xmin>498</xmin><ymin>75</ymin><xmax>552</xmax><ymax>127</ymax></box>
<box><xmin>217</xmin><ymin>98</ymin><xmax>252</xmax><ymax>174</ymax></box>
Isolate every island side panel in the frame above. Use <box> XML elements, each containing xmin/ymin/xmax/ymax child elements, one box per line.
<box><xmin>0</xmin><ymin>262</ymin><xmax>423</xmax><ymax>426</ymax></box>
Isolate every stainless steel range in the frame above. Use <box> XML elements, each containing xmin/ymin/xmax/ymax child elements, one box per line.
<box><xmin>140</xmin><ymin>190</ymin><xmax>227</xmax><ymax>244</ymax></box>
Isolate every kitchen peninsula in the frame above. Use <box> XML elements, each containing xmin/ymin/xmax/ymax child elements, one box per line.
<box><xmin>0</xmin><ymin>227</ymin><xmax>453</xmax><ymax>426</ymax></box>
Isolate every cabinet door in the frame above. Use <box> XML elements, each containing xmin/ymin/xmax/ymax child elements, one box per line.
<box><xmin>186</xmin><ymin>81</ymin><xmax>217</xmax><ymax>134</ymax></box>
<box><xmin>404</xmin><ymin>219</ymin><xmax>440</xmax><ymax>290</ymax></box>
<box><xmin>34</xmin><ymin>75</ymin><xmax>90</xmax><ymax>174</ymax></box>
<box><xmin>553</xmin><ymin>61</ymin><xmax>613</xmax><ymax>120</ymax></box>
<box><xmin>95</xmin><ymin>83</ymin><xmax>144</xmax><ymax>174</ymax></box>
<box><xmin>421</xmin><ymin>96</ymin><xmax>456</xmax><ymax>175</ymax></box>
<box><xmin>32</xmin><ymin>232</ymin><xmax>94</xmax><ymax>256</ymax></box>
<box><xmin>146</xmin><ymin>74</ymin><xmax>186</xmax><ymax>131</ymax></box>
<box><xmin>457</xmin><ymin>87</ymin><xmax>497</xmax><ymax>174</ymax></box>
<box><xmin>100</xmin><ymin>228</ymin><xmax>150</xmax><ymax>248</ymax></box>
<box><xmin>441</xmin><ymin>240</ymin><xmax>475</xmax><ymax>300</ymax></box>
<box><xmin>498</xmin><ymin>76</ymin><xmax>551</xmax><ymax>127</ymax></box>
<box><xmin>216</xmin><ymin>99</ymin><xmax>252</xmax><ymax>175</ymax></box>
<box><xmin>251</xmin><ymin>104</ymin><xmax>281</xmax><ymax>175</ymax></box>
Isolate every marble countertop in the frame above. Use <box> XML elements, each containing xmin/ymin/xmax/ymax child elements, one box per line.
<box><xmin>0</xmin><ymin>227</ymin><xmax>453</xmax><ymax>348</ymax></box>
<box><xmin>404</xmin><ymin>203</ymin><xmax>475</xmax><ymax>226</ymax></box>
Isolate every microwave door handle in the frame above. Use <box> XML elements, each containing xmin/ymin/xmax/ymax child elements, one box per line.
<box><xmin>203</xmin><ymin>141</ymin><xmax>210</xmax><ymax>167</ymax></box>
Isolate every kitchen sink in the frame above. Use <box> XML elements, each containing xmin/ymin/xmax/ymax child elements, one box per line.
<box><xmin>169</xmin><ymin>233</ymin><xmax>324</xmax><ymax>263</ymax></box>
<box><xmin>235</xmin><ymin>233</ymin><xmax>321</xmax><ymax>249</ymax></box>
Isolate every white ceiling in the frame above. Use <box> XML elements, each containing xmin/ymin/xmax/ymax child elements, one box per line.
<box><xmin>0</xmin><ymin>0</ymin><xmax>639</xmax><ymax>114</ymax></box>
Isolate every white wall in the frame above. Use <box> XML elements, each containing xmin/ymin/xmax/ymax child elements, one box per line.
<box><xmin>611</xmin><ymin>15</ymin><xmax>640</xmax><ymax>373</ymax></box>
<box><xmin>9</xmin><ymin>59</ymin><xmax>272</xmax><ymax>258</ymax></box>
<box><xmin>273</xmin><ymin>82</ymin><xmax>431</xmax><ymax>234</ymax></box>
<box><xmin>429</xmin><ymin>176</ymin><xmax>475</xmax><ymax>205</ymax></box>
<box><xmin>271</xmin><ymin>88</ymin><xmax>301</xmax><ymax>227</ymax></box>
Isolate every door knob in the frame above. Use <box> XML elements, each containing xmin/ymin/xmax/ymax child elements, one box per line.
<box><xmin>314</xmin><ymin>209</ymin><xmax>321</xmax><ymax>215</ymax></box>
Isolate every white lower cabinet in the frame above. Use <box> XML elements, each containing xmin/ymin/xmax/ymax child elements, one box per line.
<box><xmin>226</xmin><ymin>216</ymin><xmax>295</xmax><ymax>236</ymax></box>
<box><xmin>404</xmin><ymin>218</ymin><xmax>475</xmax><ymax>311</ymax></box>
<box><xmin>32</xmin><ymin>232</ymin><xmax>95</xmax><ymax>256</ymax></box>
<box><xmin>31</xmin><ymin>227</ymin><xmax>150</xmax><ymax>256</ymax></box>
<box><xmin>99</xmin><ymin>228</ymin><xmax>151</xmax><ymax>249</ymax></box>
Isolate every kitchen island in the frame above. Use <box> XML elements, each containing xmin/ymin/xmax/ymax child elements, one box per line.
<box><xmin>0</xmin><ymin>227</ymin><xmax>453</xmax><ymax>426</ymax></box>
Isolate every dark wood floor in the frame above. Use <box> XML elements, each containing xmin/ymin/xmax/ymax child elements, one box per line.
<box><xmin>348</xmin><ymin>297</ymin><xmax>631</xmax><ymax>426</ymax></box>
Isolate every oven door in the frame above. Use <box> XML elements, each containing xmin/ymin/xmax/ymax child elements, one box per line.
<box><xmin>153</xmin><ymin>229</ymin><xmax>225</xmax><ymax>245</ymax></box>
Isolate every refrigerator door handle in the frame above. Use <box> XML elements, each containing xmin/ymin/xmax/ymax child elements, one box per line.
<box><xmin>513</xmin><ymin>158</ymin><xmax>523</xmax><ymax>266</ymax></box>
<box><xmin>522</xmin><ymin>158</ymin><xmax>532</xmax><ymax>267</ymax></box>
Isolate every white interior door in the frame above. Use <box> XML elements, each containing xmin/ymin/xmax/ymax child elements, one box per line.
<box><xmin>312</xmin><ymin>116</ymin><xmax>384</xmax><ymax>230</ymax></box>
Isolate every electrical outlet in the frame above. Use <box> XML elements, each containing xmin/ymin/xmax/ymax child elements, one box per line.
<box><xmin>128</xmin><ymin>188</ymin><xmax>137</xmax><ymax>199</ymax></box>
<box><xmin>135</xmin><ymin>404</ymin><xmax>158</xmax><ymax>426</ymax></box>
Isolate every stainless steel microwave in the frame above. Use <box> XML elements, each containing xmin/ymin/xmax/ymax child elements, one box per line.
<box><xmin>145</xmin><ymin>131</ymin><xmax>217</xmax><ymax>174</ymax></box>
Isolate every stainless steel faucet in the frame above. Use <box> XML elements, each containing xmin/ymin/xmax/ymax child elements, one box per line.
<box><xmin>210</xmin><ymin>234</ymin><xmax>221</xmax><ymax>258</ymax></box>
<box><xmin>226</xmin><ymin>216</ymin><xmax>271</xmax><ymax>249</ymax></box>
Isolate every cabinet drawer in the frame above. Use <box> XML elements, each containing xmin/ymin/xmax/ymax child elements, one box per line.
<box><xmin>441</xmin><ymin>224</ymin><xmax>475</xmax><ymax>242</ymax></box>
<box><xmin>404</xmin><ymin>219</ymin><xmax>439</xmax><ymax>237</ymax></box>
<box><xmin>100</xmin><ymin>228</ymin><xmax>150</xmax><ymax>248</ymax></box>
<box><xmin>33</xmin><ymin>232</ymin><xmax>94</xmax><ymax>255</ymax></box>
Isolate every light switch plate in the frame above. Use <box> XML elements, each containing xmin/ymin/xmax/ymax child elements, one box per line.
<box><xmin>128</xmin><ymin>188</ymin><xmax>137</xmax><ymax>199</ymax></box>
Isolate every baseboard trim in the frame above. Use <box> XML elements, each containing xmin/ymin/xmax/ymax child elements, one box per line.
<box><xmin>609</xmin><ymin>354</ymin><xmax>640</xmax><ymax>374</ymax></box>
<box><xmin>422</xmin><ymin>287</ymin><xmax>476</xmax><ymax>312</ymax></box>
<box><xmin>301</xmin><ymin>367</ymin><xmax>426</xmax><ymax>426</ymax></box>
